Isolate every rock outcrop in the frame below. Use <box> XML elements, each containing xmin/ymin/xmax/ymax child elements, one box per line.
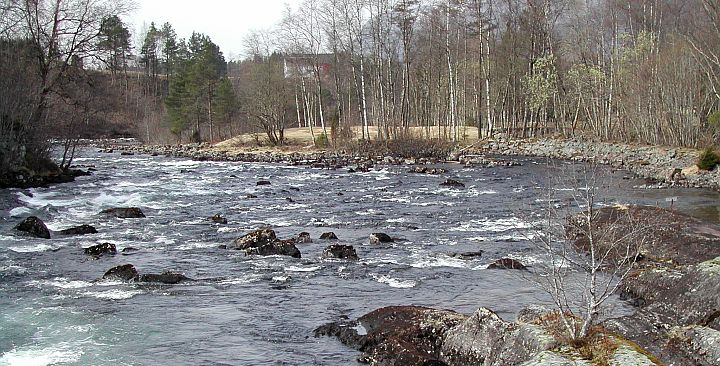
<box><xmin>14</xmin><ymin>216</ymin><xmax>51</xmax><ymax>239</ymax></box>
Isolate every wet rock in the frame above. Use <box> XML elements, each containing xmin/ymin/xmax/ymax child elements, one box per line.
<box><xmin>121</xmin><ymin>247</ymin><xmax>138</xmax><ymax>254</ymax></box>
<box><xmin>103</xmin><ymin>264</ymin><xmax>139</xmax><ymax>281</ymax></box>
<box><xmin>84</xmin><ymin>242</ymin><xmax>117</xmax><ymax>256</ymax></box>
<box><xmin>322</xmin><ymin>244</ymin><xmax>358</xmax><ymax>260</ymax></box>
<box><xmin>369</xmin><ymin>233</ymin><xmax>393</xmax><ymax>245</ymax></box>
<box><xmin>229</xmin><ymin>227</ymin><xmax>277</xmax><ymax>249</ymax></box>
<box><xmin>487</xmin><ymin>258</ymin><xmax>527</xmax><ymax>270</ymax></box>
<box><xmin>256</xmin><ymin>180</ymin><xmax>271</xmax><ymax>186</ymax></box>
<box><xmin>59</xmin><ymin>224</ymin><xmax>98</xmax><ymax>236</ymax></box>
<box><xmin>409</xmin><ymin>166</ymin><xmax>448</xmax><ymax>175</ymax></box>
<box><xmin>209</xmin><ymin>214</ymin><xmax>228</xmax><ymax>224</ymax></box>
<box><xmin>14</xmin><ymin>216</ymin><xmax>51</xmax><ymax>239</ymax></box>
<box><xmin>314</xmin><ymin>306</ymin><xmax>466</xmax><ymax>366</ymax></box>
<box><xmin>450</xmin><ymin>251</ymin><xmax>484</xmax><ymax>260</ymax></box>
<box><xmin>320</xmin><ymin>232</ymin><xmax>338</xmax><ymax>240</ymax></box>
<box><xmin>138</xmin><ymin>271</ymin><xmax>192</xmax><ymax>284</ymax></box>
<box><xmin>100</xmin><ymin>207</ymin><xmax>146</xmax><ymax>218</ymax></box>
<box><xmin>228</xmin><ymin>228</ymin><xmax>301</xmax><ymax>258</ymax></box>
<box><xmin>246</xmin><ymin>194</ymin><xmax>258</xmax><ymax>199</ymax></box>
<box><xmin>440</xmin><ymin>178</ymin><xmax>465</xmax><ymax>188</ymax></box>
<box><xmin>297</xmin><ymin>232</ymin><xmax>312</xmax><ymax>243</ymax></box>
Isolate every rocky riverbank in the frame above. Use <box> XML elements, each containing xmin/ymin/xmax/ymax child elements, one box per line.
<box><xmin>91</xmin><ymin>137</ymin><xmax>718</xmax><ymax>190</ymax></box>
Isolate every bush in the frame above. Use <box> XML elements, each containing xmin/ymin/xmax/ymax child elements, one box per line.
<box><xmin>314</xmin><ymin>133</ymin><xmax>329</xmax><ymax>148</ymax></box>
<box><xmin>697</xmin><ymin>148</ymin><xmax>720</xmax><ymax>170</ymax></box>
<box><xmin>338</xmin><ymin>138</ymin><xmax>456</xmax><ymax>160</ymax></box>
<box><xmin>708</xmin><ymin>112</ymin><xmax>720</xmax><ymax>129</ymax></box>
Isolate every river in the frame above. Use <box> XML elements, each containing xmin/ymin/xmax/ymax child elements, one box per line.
<box><xmin>1</xmin><ymin>148</ymin><xmax>718</xmax><ymax>365</ymax></box>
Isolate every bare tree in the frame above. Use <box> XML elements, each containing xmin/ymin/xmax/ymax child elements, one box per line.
<box><xmin>528</xmin><ymin>163</ymin><xmax>650</xmax><ymax>341</ymax></box>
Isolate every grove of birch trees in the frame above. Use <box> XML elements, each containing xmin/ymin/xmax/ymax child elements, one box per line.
<box><xmin>244</xmin><ymin>0</ymin><xmax>720</xmax><ymax>147</ymax></box>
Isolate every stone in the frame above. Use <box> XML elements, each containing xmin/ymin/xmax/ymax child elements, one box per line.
<box><xmin>369</xmin><ymin>232</ymin><xmax>393</xmax><ymax>244</ymax></box>
<box><xmin>440</xmin><ymin>178</ymin><xmax>465</xmax><ymax>188</ymax></box>
<box><xmin>59</xmin><ymin>224</ymin><xmax>98</xmax><ymax>236</ymax></box>
<box><xmin>228</xmin><ymin>228</ymin><xmax>301</xmax><ymax>258</ymax></box>
<box><xmin>103</xmin><ymin>264</ymin><xmax>139</xmax><ymax>281</ymax></box>
<box><xmin>319</xmin><ymin>232</ymin><xmax>338</xmax><ymax>240</ymax></box>
<box><xmin>100</xmin><ymin>207</ymin><xmax>146</xmax><ymax>218</ymax></box>
<box><xmin>450</xmin><ymin>251</ymin><xmax>483</xmax><ymax>260</ymax></box>
<box><xmin>297</xmin><ymin>232</ymin><xmax>312</xmax><ymax>243</ymax></box>
<box><xmin>322</xmin><ymin>244</ymin><xmax>358</xmax><ymax>260</ymax></box>
<box><xmin>84</xmin><ymin>242</ymin><xmax>117</xmax><ymax>256</ymax></box>
<box><xmin>209</xmin><ymin>214</ymin><xmax>227</xmax><ymax>224</ymax></box>
<box><xmin>138</xmin><ymin>271</ymin><xmax>192</xmax><ymax>284</ymax></box>
<box><xmin>315</xmin><ymin>306</ymin><xmax>466</xmax><ymax>366</ymax></box>
<box><xmin>14</xmin><ymin>216</ymin><xmax>51</xmax><ymax>239</ymax></box>
<box><xmin>487</xmin><ymin>258</ymin><xmax>527</xmax><ymax>270</ymax></box>
<box><xmin>256</xmin><ymin>180</ymin><xmax>271</xmax><ymax>186</ymax></box>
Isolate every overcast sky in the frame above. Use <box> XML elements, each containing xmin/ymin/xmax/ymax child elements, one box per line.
<box><xmin>128</xmin><ymin>0</ymin><xmax>299</xmax><ymax>60</ymax></box>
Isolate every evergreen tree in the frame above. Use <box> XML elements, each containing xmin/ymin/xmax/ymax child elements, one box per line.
<box><xmin>97</xmin><ymin>15</ymin><xmax>131</xmax><ymax>77</ymax></box>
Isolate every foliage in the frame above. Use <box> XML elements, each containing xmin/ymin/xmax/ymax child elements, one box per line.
<box><xmin>697</xmin><ymin>148</ymin><xmax>720</xmax><ymax>170</ymax></box>
<box><xmin>314</xmin><ymin>132</ymin><xmax>329</xmax><ymax>148</ymax></box>
<box><xmin>523</xmin><ymin>55</ymin><xmax>557</xmax><ymax>111</ymax></box>
<box><xmin>709</xmin><ymin>112</ymin><xmax>720</xmax><ymax>129</ymax></box>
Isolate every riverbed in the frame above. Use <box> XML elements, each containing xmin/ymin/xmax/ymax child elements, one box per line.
<box><xmin>1</xmin><ymin>148</ymin><xmax>718</xmax><ymax>365</ymax></box>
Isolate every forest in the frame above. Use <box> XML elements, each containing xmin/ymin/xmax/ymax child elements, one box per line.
<box><xmin>1</xmin><ymin>0</ymin><xmax>719</xmax><ymax>177</ymax></box>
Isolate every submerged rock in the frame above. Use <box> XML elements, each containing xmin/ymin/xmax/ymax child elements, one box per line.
<box><xmin>369</xmin><ymin>233</ymin><xmax>393</xmax><ymax>245</ymax></box>
<box><xmin>84</xmin><ymin>242</ymin><xmax>117</xmax><ymax>256</ymax></box>
<box><xmin>209</xmin><ymin>214</ymin><xmax>228</xmax><ymax>224</ymax></box>
<box><xmin>228</xmin><ymin>228</ymin><xmax>301</xmax><ymax>258</ymax></box>
<box><xmin>320</xmin><ymin>232</ymin><xmax>338</xmax><ymax>240</ymax></box>
<box><xmin>256</xmin><ymin>180</ymin><xmax>271</xmax><ymax>186</ymax></box>
<box><xmin>139</xmin><ymin>271</ymin><xmax>192</xmax><ymax>284</ymax></box>
<box><xmin>440</xmin><ymin>178</ymin><xmax>465</xmax><ymax>188</ymax></box>
<box><xmin>100</xmin><ymin>207</ymin><xmax>146</xmax><ymax>218</ymax></box>
<box><xmin>487</xmin><ymin>258</ymin><xmax>527</xmax><ymax>270</ymax></box>
<box><xmin>59</xmin><ymin>224</ymin><xmax>98</xmax><ymax>236</ymax></box>
<box><xmin>14</xmin><ymin>216</ymin><xmax>51</xmax><ymax>239</ymax></box>
<box><xmin>322</xmin><ymin>244</ymin><xmax>358</xmax><ymax>260</ymax></box>
<box><xmin>450</xmin><ymin>251</ymin><xmax>484</xmax><ymax>260</ymax></box>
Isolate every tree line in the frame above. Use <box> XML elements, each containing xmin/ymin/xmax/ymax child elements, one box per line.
<box><xmin>2</xmin><ymin>0</ymin><xmax>720</xmax><ymax>180</ymax></box>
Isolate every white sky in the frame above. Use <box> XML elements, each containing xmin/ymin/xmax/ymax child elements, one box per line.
<box><xmin>128</xmin><ymin>0</ymin><xmax>299</xmax><ymax>60</ymax></box>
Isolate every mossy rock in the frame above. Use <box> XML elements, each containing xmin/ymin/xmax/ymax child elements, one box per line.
<box><xmin>697</xmin><ymin>148</ymin><xmax>720</xmax><ymax>171</ymax></box>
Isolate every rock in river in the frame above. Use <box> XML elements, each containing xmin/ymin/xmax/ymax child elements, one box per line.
<box><xmin>297</xmin><ymin>232</ymin><xmax>312</xmax><ymax>243</ymax></box>
<box><xmin>84</xmin><ymin>242</ymin><xmax>117</xmax><ymax>256</ymax></box>
<box><xmin>14</xmin><ymin>216</ymin><xmax>51</xmax><ymax>239</ymax></box>
<box><xmin>209</xmin><ymin>214</ymin><xmax>228</xmax><ymax>224</ymax></box>
<box><xmin>103</xmin><ymin>264</ymin><xmax>139</xmax><ymax>281</ymax></box>
<box><xmin>319</xmin><ymin>232</ymin><xmax>338</xmax><ymax>240</ymax></box>
<box><xmin>102</xmin><ymin>264</ymin><xmax>192</xmax><ymax>284</ymax></box>
<box><xmin>227</xmin><ymin>228</ymin><xmax>301</xmax><ymax>258</ymax></box>
<box><xmin>369</xmin><ymin>232</ymin><xmax>393</xmax><ymax>245</ymax></box>
<box><xmin>322</xmin><ymin>244</ymin><xmax>358</xmax><ymax>260</ymax></box>
<box><xmin>440</xmin><ymin>178</ymin><xmax>465</xmax><ymax>188</ymax></box>
<box><xmin>59</xmin><ymin>224</ymin><xmax>98</xmax><ymax>236</ymax></box>
<box><xmin>100</xmin><ymin>207</ymin><xmax>146</xmax><ymax>218</ymax></box>
<box><xmin>487</xmin><ymin>258</ymin><xmax>527</xmax><ymax>270</ymax></box>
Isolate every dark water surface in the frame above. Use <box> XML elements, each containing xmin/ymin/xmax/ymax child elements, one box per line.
<box><xmin>1</xmin><ymin>148</ymin><xmax>718</xmax><ymax>365</ymax></box>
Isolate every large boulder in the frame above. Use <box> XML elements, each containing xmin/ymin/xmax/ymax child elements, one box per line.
<box><xmin>139</xmin><ymin>271</ymin><xmax>192</xmax><ymax>284</ymax></box>
<box><xmin>14</xmin><ymin>216</ymin><xmax>51</xmax><ymax>239</ymax></box>
<box><xmin>60</xmin><ymin>224</ymin><xmax>98</xmax><ymax>236</ymax></box>
<box><xmin>84</xmin><ymin>242</ymin><xmax>117</xmax><ymax>256</ymax></box>
<box><xmin>322</xmin><ymin>244</ymin><xmax>358</xmax><ymax>260</ymax></box>
<box><xmin>100</xmin><ymin>207</ymin><xmax>146</xmax><ymax>218</ymax></box>
<box><xmin>228</xmin><ymin>228</ymin><xmax>301</xmax><ymax>258</ymax></box>
<box><xmin>315</xmin><ymin>306</ymin><xmax>466</xmax><ymax>366</ymax></box>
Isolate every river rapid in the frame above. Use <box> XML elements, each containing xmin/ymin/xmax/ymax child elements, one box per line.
<box><xmin>1</xmin><ymin>148</ymin><xmax>718</xmax><ymax>365</ymax></box>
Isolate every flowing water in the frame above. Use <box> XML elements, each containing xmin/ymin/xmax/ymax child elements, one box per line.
<box><xmin>1</xmin><ymin>148</ymin><xmax>719</xmax><ymax>365</ymax></box>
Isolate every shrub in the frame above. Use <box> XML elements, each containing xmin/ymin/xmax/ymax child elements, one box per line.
<box><xmin>314</xmin><ymin>133</ymin><xmax>329</xmax><ymax>148</ymax></box>
<box><xmin>708</xmin><ymin>112</ymin><xmax>720</xmax><ymax>129</ymax></box>
<box><xmin>697</xmin><ymin>148</ymin><xmax>720</xmax><ymax>171</ymax></box>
